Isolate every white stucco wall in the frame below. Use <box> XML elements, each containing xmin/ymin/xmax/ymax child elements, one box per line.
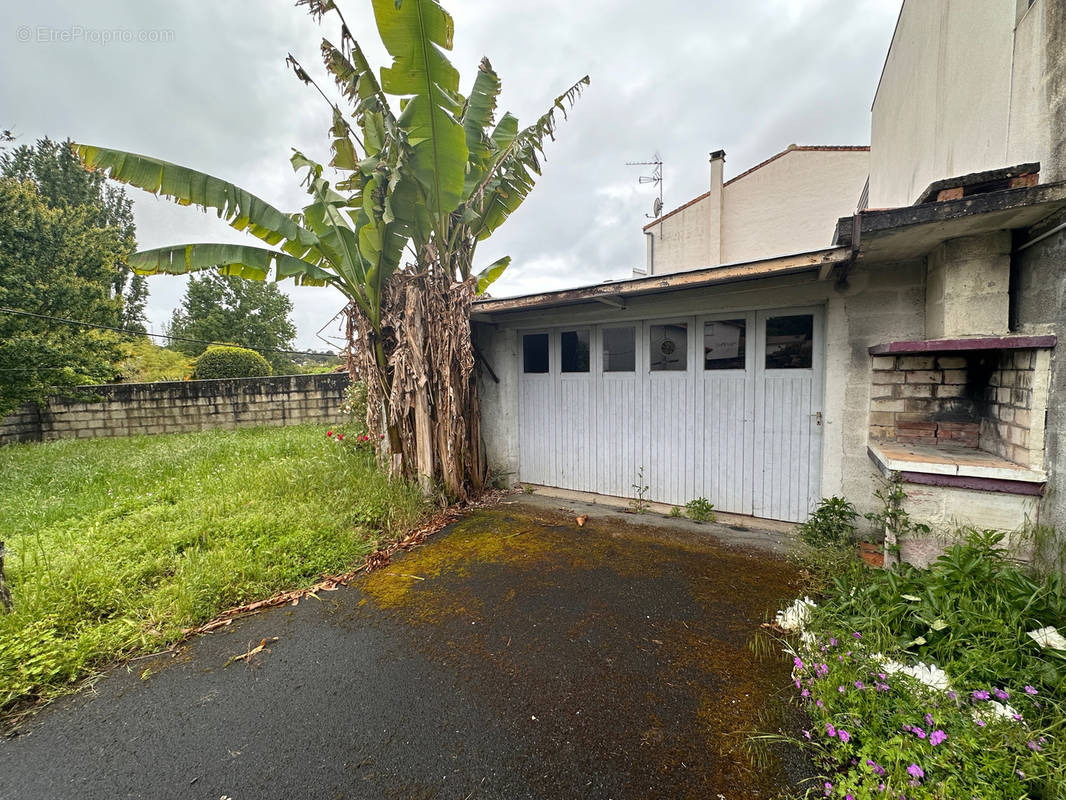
<box><xmin>645</xmin><ymin>193</ymin><xmax>712</xmax><ymax>274</ymax></box>
<box><xmin>720</xmin><ymin>150</ymin><xmax>869</xmax><ymax>264</ymax></box>
<box><xmin>868</xmin><ymin>0</ymin><xmax>1050</xmax><ymax>208</ymax></box>
<box><xmin>1008</xmin><ymin>2</ymin><xmax>1051</xmax><ymax>170</ymax></box>
<box><xmin>646</xmin><ymin>148</ymin><xmax>869</xmax><ymax>275</ymax></box>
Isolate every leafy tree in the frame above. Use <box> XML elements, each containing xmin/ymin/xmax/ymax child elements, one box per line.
<box><xmin>0</xmin><ymin>178</ymin><xmax>127</xmax><ymax>415</ymax></box>
<box><xmin>75</xmin><ymin>0</ymin><xmax>586</xmax><ymax>499</ymax></box>
<box><xmin>1</xmin><ymin>137</ymin><xmax>148</xmax><ymax>331</ymax></box>
<box><xmin>116</xmin><ymin>339</ymin><xmax>191</xmax><ymax>383</ymax></box>
<box><xmin>168</xmin><ymin>272</ymin><xmax>297</xmax><ymax>373</ymax></box>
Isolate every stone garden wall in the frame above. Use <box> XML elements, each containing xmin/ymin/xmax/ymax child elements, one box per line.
<box><xmin>0</xmin><ymin>373</ymin><xmax>350</xmax><ymax>446</ymax></box>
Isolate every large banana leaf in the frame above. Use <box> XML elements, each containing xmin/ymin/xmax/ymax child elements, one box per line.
<box><xmin>74</xmin><ymin>145</ymin><xmax>320</xmax><ymax>256</ymax></box>
<box><xmin>470</xmin><ymin>76</ymin><xmax>589</xmax><ymax>241</ymax></box>
<box><xmin>129</xmin><ymin>243</ymin><xmax>335</xmax><ymax>286</ymax></box>
<box><xmin>372</xmin><ymin>0</ymin><xmax>468</xmax><ymax>222</ymax></box>
<box><xmin>475</xmin><ymin>256</ymin><xmax>509</xmax><ymax>295</ymax></box>
<box><xmin>461</xmin><ymin>58</ymin><xmax>502</xmax><ymax>196</ymax></box>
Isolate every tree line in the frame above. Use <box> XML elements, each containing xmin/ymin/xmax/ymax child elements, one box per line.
<box><xmin>0</xmin><ymin>137</ymin><xmax>317</xmax><ymax>416</ymax></box>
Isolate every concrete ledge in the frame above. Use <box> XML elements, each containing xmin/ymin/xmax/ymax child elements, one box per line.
<box><xmin>519</xmin><ymin>484</ymin><xmax>798</xmax><ymax>536</ymax></box>
<box><xmin>868</xmin><ymin>443</ymin><xmax>1046</xmax><ymax>492</ymax></box>
<box><xmin>869</xmin><ymin>335</ymin><xmax>1056</xmax><ymax>355</ymax></box>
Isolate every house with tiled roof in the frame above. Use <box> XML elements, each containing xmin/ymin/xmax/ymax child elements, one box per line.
<box><xmin>638</xmin><ymin>145</ymin><xmax>870</xmax><ymax>276</ymax></box>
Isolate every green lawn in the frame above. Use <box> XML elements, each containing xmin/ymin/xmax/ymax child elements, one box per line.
<box><xmin>0</xmin><ymin>424</ymin><xmax>426</xmax><ymax>713</ymax></box>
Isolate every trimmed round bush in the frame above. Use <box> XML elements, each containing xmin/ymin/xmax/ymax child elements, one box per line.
<box><xmin>192</xmin><ymin>346</ymin><xmax>272</xmax><ymax>379</ymax></box>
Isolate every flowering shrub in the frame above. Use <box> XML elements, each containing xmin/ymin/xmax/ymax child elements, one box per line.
<box><xmin>772</xmin><ymin>529</ymin><xmax>1066</xmax><ymax>797</ymax></box>
<box><xmin>326</xmin><ymin>428</ymin><xmax>385</xmax><ymax>452</ymax></box>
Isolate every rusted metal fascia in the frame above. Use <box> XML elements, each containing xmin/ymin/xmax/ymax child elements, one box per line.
<box><xmin>473</xmin><ymin>248</ymin><xmax>848</xmax><ymax>315</ymax></box>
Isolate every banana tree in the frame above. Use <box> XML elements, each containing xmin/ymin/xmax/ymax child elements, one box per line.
<box><xmin>75</xmin><ymin>0</ymin><xmax>587</xmax><ymax>500</ymax></box>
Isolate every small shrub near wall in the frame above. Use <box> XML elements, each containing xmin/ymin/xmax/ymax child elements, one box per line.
<box><xmin>193</xmin><ymin>346</ymin><xmax>272</xmax><ymax>379</ymax></box>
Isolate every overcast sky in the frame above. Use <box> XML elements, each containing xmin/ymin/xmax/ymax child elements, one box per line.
<box><xmin>2</xmin><ymin>0</ymin><xmax>901</xmax><ymax>351</ymax></box>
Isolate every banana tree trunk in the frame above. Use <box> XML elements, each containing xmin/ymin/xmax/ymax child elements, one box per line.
<box><xmin>403</xmin><ymin>285</ymin><xmax>435</xmax><ymax>497</ymax></box>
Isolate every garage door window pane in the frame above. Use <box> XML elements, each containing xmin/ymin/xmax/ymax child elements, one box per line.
<box><xmin>561</xmin><ymin>330</ymin><xmax>590</xmax><ymax>373</ymax></box>
<box><xmin>523</xmin><ymin>333</ymin><xmax>549</xmax><ymax>373</ymax></box>
<box><xmin>765</xmin><ymin>315</ymin><xmax>814</xmax><ymax>369</ymax></box>
<box><xmin>704</xmin><ymin>319</ymin><xmax>746</xmax><ymax>370</ymax></box>
<box><xmin>602</xmin><ymin>327</ymin><xmax>635</xmax><ymax>372</ymax></box>
<box><xmin>650</xmin><ymin>323</ymin><xmax>687</xmax><ymax>371</ymax></box>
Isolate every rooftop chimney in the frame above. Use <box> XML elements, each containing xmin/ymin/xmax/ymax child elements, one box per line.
<box><xmin>708</xmin><ymin>150</ymin><xmax>726</xmax><ymax>265</ymax></box>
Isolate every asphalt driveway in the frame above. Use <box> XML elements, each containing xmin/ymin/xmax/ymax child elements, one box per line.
<box><xmin>0</xmin><ymin>500</ymin><xmax>803</xmax><ymax>799</ymax></box>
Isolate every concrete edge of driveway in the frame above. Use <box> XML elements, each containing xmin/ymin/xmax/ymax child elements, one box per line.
<box><xmin>503</xmin><ymin>487</ymin><xmax>797</xmax><ymax>556</ymax></box>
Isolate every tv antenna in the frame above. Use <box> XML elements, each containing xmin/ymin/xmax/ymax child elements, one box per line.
<box><xmin>627</xmin><ymin>153</ymin><xmax>663</xmax><ymax>218</ymax></box>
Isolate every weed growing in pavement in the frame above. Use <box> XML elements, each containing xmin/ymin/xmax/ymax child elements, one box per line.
<box><xmin>684</xmin><ymin>497</ymin><xmax>716</xmax><ymax>523</ymax></box>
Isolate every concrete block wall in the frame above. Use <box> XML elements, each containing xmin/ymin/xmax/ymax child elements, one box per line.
<box><xmin>0</xmin><ymin>373</ymin><xmax>350</xmax><ymax>446</ymax></box>
<box><xmin>926</xmin><ymin>232</ymin><xmax>1012</xmax><ymax>338</ymax></box>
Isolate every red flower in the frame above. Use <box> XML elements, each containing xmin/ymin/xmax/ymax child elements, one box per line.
<box><xmin>379</xmin><ymin>434</ymin><xmax>385</xmax><ymax>439</ymax></box>
<box><xmin>337</xmin><ymin>433</ymin><xmax>344</xmax><ymax>441</ymax></box>
<box><xmin>327</xmin><ymin>430</ymin><xmax>333</xmax><ymax>437</ymax></box>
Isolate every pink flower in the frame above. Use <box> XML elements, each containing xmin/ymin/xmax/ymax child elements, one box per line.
<box><xmin>1025</xmin><ymin>685</ymin><xmax>1039</xmax><ymax>695</ymax></box>
<box><xmin>929</xmin><ymin>729</ymin><xmax>947</xmax><ymax>746</ymax></box>
<box><xmin>838</xmin><ymin>729</ymin><xmax>851</xmax><ymax>743</ymax></box>
<box><xmin>826</xmin><ymin>723</ymin><xmax>837</xmax><ymax>737</ymax></box>
<box><xmin>907</xmin><ymin>763</ymin><xmax>925</xmax><ymax>780</ymax></box>
<box><xmin>972</xmin><ymin>690</ymin><xmax>990</xmax><ymax>701</ymax></box>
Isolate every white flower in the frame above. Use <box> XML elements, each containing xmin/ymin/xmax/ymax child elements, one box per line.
<box><xmin>987</xmin><ymin>700</ymin><xmax>1021</xmax><ymax>721</ymax></box>
<box><xmin>775</xmin><ymin>596</ymin><xmax>816</xmax><ymax>632</ymax></box>
<box><xmin>879</xmin><ymin>658</ymin><xmax>952</xmax><ymax>693</ymax></box>
<box><xmin>1027</xmin><ymin>626</ymin><xmax>1066</xmax><ymax>650</ymax></box>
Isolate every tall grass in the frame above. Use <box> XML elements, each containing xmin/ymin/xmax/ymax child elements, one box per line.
<box><xmin>0</xmin><ymin>424</ymin><xmax>426</xmax><ymax>712</ymax></box>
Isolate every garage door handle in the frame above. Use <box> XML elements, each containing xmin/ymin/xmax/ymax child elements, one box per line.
<box><xmin>809</xmin><ymin>412</ymin><xmax>823</xmax><ymax>426</ymax></box>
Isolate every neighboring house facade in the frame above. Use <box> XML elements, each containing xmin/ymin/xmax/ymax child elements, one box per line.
<box><xmin>472</xmin><ymin>0</ymin><xmax>1066</xmax><ymax>563</ymax></box>
<box><xmin>868</xmin><ymin>0</ymin><xmax>1064</xmax><ymax>209</ymax></box>
<box><xmin>641</xmin><ymin>146</ymin><xmax>870</xmax><ymax>276</ymax></box>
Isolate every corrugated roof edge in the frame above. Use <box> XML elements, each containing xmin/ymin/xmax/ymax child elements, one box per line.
<box><xmin>643</xmin><ymin>145</ymin><xmax>871</xmax><ymax>231</ymax></box>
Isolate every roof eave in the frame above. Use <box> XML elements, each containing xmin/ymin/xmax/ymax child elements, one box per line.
<box><xmin>471</xmin><ymin>248</ymin><xmax>848</xmax><ymax>318</ymax></box>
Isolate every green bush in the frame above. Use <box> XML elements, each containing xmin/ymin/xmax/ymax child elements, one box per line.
<box><xmin>798</xmin><ymin>496</ymin><xmax>858</xmax><ymax>548</ymax></box>
<box><xmin>192</xmin><ymin>345</ymin><xmax>271</xmax><ymax>379</ymax></box>
<box><xmin>684</xmin><ymin>497</ymin><xmax>716</xmax><ymax>523</ymax></box>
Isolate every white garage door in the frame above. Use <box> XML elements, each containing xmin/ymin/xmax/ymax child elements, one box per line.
<box><xmin>517</xmin><ymin>307</ymin><xmax>824</xmax><ymax>523</ymax></box>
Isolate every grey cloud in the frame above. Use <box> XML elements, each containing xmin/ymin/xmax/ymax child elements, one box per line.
<box><xmin>1</xmin><ymin>0</ymin><xmax>901</xmax><ymax>348</ymax></box>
